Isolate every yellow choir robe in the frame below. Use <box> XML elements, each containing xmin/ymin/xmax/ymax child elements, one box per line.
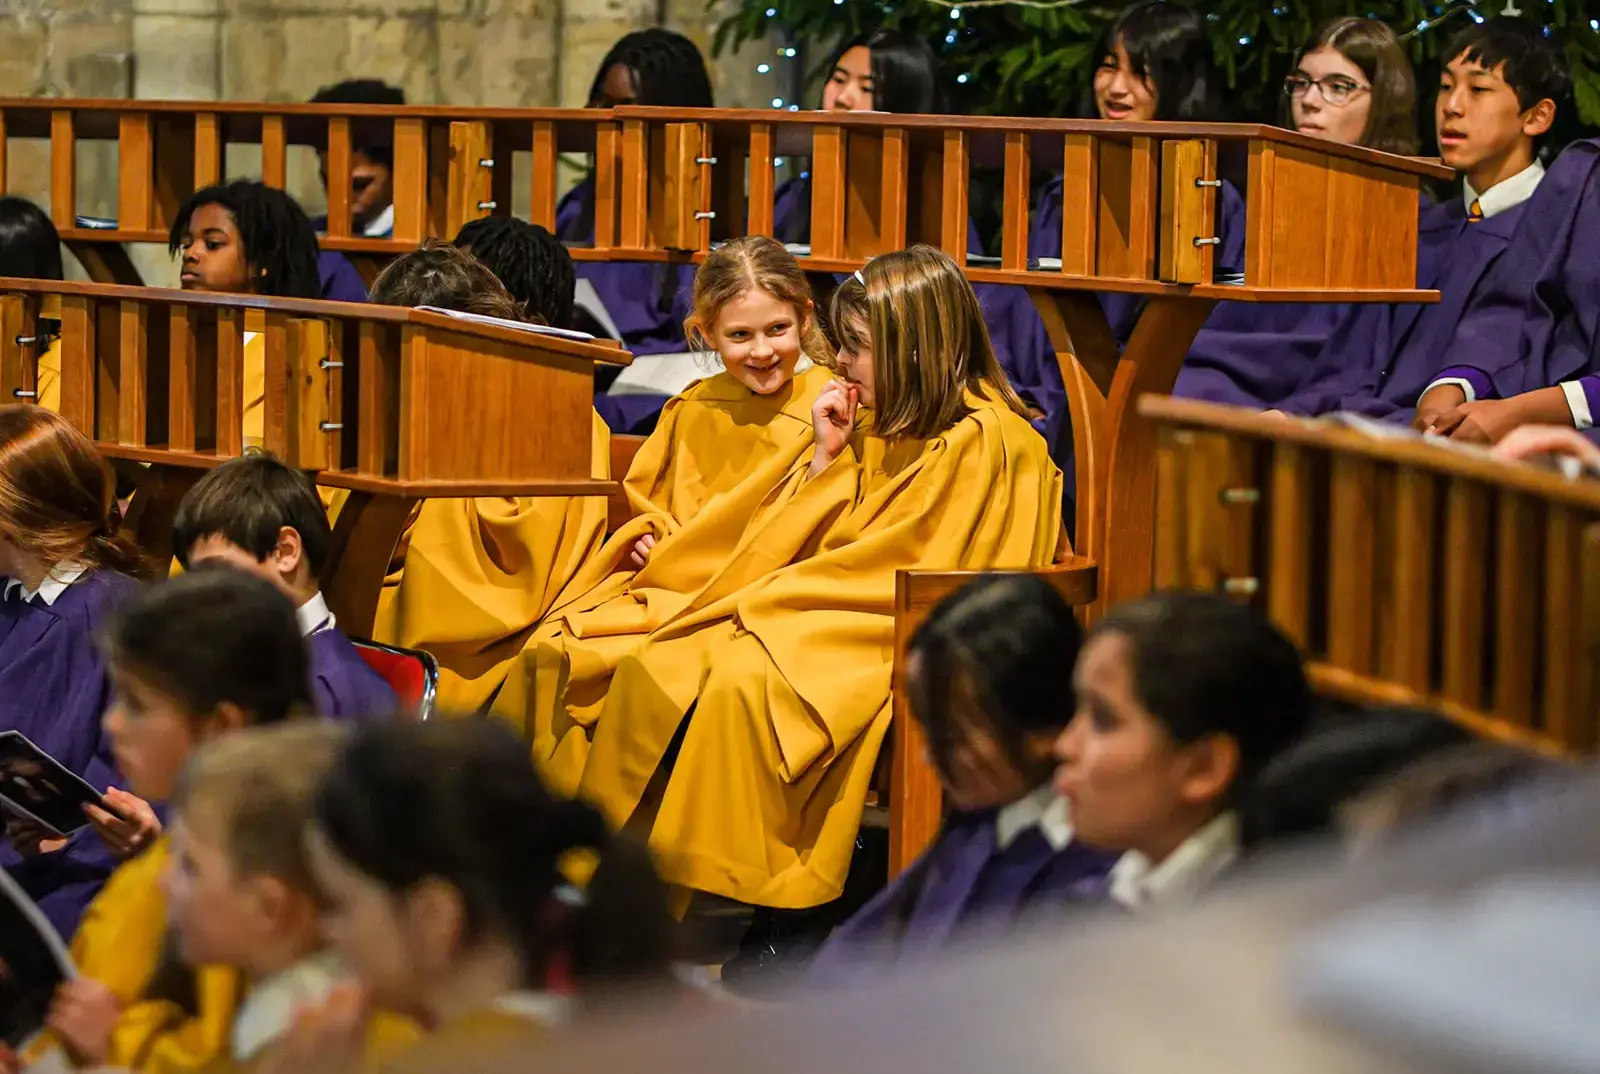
<box><xmin>34</xmin><ymin>293</ymin><xmax>62</xmax><ymax>413</ymax></box>
<box><xmin>577</xmin><ymin>392</ymin><xmax>1063</xmax><ymax>909</ymax></box>
<box><xmin>369</xmin><ymin>411</ymin><xmax>612</xmax><ymax>715</ymax></box>
<box><xmin>491</xmin><ymin>362</ymin><xmax>832</xmax><ymax>794</ymax></box>
<box><xmin>52</xmin><ymin>836</ymin><xmax>243</xmax><ymax>1072</ymax></box>
<box><xmin>374</xmin><ymin>994</ymin><xmax>566</xmax><ymax>1074</ymax></box>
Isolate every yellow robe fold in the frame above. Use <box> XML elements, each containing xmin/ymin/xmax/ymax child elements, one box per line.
<box><xmin>52</xmin><ymin>837</ymin><xmax>242</xmax><ymax>1073</ymax></box>
<box><xmin>491</xmin><ymin>363</ymin><xmax>831</xmax><ymax>794</ymax></box>
<box><xmin>579</xmin><ymin>393</ymin><xmax>1063</xmax><ymax>908</ymax></box>
<box><xmin>369</xmin><ymin>411</ymin><xmax>612</xmax><ymax>715</ymax></box>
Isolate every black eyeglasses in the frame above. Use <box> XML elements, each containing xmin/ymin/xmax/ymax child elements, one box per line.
<box><xmin>1283</xmin><ymin>74</ymin><xmax>1371</xmax><ymax>106</ymax></box>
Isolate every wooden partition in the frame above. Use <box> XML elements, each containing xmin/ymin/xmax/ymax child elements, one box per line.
<box><xmin>0</xmin><ymin>277</ymin><xmax>624</xmax><ymax>636</ymax></box>
<box><xmin>0</xmin><ymin>99</ymin><xmax>611</xmax><ymax>284</ymax></box>
<box><xmin>1141</xmin><ymin>396</ymin><xmax>1600</xmax><ymax>757</ymax></box>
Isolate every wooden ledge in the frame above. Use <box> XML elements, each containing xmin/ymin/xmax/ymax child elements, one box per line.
<box><xmin>897</xmin><ymin>555</ymin><xmax>1099</xmax><ymax>615</ymax></box>
<box><xmin>314</xmin><ymin>471</ymin><xmax>619</xmax><ymax>498</ymax></box>
<box><xmin>1138</xmin><ymin>395</ymin><xmax>1600</xmax><ymax>513</ymax></box>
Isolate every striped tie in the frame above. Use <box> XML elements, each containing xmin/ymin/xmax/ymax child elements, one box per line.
<box><xmin>1467</xmin><ymin>197</ymin><xmax>1484</xmax><ymax>223</ymax></box>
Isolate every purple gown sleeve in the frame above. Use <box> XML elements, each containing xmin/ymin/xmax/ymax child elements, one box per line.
<box><xmin>307</xmin><ymin>629</ymin><xmax>398</xmax><ymax>722</ymax></box>
<box><xmin>318</xmin><ymin>251</ymin><xmax>370</xmax><ymax>304</ymax></box>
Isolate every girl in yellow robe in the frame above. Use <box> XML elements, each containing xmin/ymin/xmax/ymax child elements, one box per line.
<box><xmin>489</xmin><ymin>235</ymin><xmax>834</xmax><ymax>791</ymax></box>
<box><xmin>168</xmin><ymin>180</ymin><xmax>323</xmax><ymax>450</ymax></box>
<box><xmin>574</xmin><ymin>245</ymin><xmax>1064</xmax><ymax>909</ymax></box>
<box><xmin>254</xmin><ymin>720</ymin><xmax>672</xmax><ymax>1074</ymax></box>
<box><xmin>365</xmin><ymin>243</ymin><xmax>613</xmax><ymax>715</ymax></box>
<box><xmin>35</xmin><ymin>571</ymin><xmax>319</xmax><ymax>1073</ymax></box>
<box><xmin>157</xmin><ymin>725</ymin><xmax>415</xmax><ymax>1074</ymax></box>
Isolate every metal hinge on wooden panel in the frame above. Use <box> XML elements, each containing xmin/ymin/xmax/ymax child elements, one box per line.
<box><xmin>1158</xmin><ymin>139</ymin><xmax>1219</xmax><ymax>285</ymax></box>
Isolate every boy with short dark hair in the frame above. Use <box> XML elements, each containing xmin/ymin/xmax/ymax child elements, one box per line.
<box><xmin>171</xmin><ymin>453</ymin><xmax>396</xmax><ymax>721</ymax></box>
<box><xmin>1277</xmin><ymin>17</ymin><xmax>1570</xmax><ymax>423</ymax></box>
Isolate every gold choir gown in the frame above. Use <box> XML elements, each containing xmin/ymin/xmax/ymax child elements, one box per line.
<box><xmin>369</xmin><ymin>411</ymin><xmax>613</xmax><ymax>714</ymax></box>
<box><xmin>491</xmin><ymin>362</ymin><xmax>832</xmax><ymax>792</ymax></box>
<box><xmin>56</xmin><ymin>837</ymin><xmax>242</xmax><ymax>1073</ymax></box>
<box><xmin>578</xmin><ymin>390</ymin><xmax>1061</xmax><ymax>908</ymax></box>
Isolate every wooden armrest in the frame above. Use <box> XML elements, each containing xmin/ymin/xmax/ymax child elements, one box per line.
<box><xmin>882</xmin><ymin>555</ymin><xmax>1098</xmax><ymax>876</ymax></box>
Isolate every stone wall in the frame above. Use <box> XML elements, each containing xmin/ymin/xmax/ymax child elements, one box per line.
<box><xmin>0</xmin><ymin>0</ymin><xmax>784</xmax><ymax>281</ymax></box>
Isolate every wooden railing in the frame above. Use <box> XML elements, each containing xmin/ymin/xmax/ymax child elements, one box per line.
<box><xmin>0</xmin><ymin>277</ymin><xmax>624</xmax><ymax>636</ymax></box>
<box><xmin>0</xmin><ymin>98</ymin><xmax>1459</xmax><ymax>872</ymax></box>
<box><xmin>1141</xmin><ymin>397</ymin><xmax>1600</xmax><ymax>758</ymax></box>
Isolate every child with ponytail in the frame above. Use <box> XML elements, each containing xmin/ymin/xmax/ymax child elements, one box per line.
<box><xmin>264</xmin><ymin>720</ymin><xmax>671</xmax><ymax>1072</ymax></box>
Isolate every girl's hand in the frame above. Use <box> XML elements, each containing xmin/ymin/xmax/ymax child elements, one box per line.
<box><xmin>47</xmin><ymin>978</ymin><xmax>122</xmax><ymax>1066</ymax></box>
<box><xmin>84</xmin><ymin>789</ymin><xmax>161</xmax><ymax>859</ymax></box>
<box><xmin>627</xmin><ymin>534</ymin><xmax>658</xmax><ymax>569</ymax></box>
<box><xmin>5</xmin><ymin>816</ymin><xmax>66</xmax><ymax>856</ymax></box>
<box><xmin>810</xmin><ymin>379</ymin><xmax>859</xmax><ymax>478</ymax></box>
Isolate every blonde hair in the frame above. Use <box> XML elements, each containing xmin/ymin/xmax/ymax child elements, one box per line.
<box><xmin>829</xmin><ymin>245</ymin><xmax>1030</xmax><ymax>440</ymax></box>
<box><xmin>684</xmin><ymin>235</ymin><xmax>829</xmax><ymax>362</ymax></box>
<box><xmin>0</xmin><ymin>405</ymin><xmax>145</xmax><ymax>576</ymax></box>
<box><xmin>173</xmin><ymin>722</ymin><xmax>349</xmax><ymax>894</ymax></box>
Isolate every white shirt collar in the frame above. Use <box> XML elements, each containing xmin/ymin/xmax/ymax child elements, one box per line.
<box><xmin>2</xmin><ymin>562</ymin><xmax>87</xmax><ymax>607</ymax></box>
<box><xmin>995</xmin><ymin>784</ymin><xmax>1075</xmax><ymax>852</ymax></box>
<box><xmin>490</xmin><ymin>991</ymin><xmax>575</xmax><ymax>1027</ymax></box>
<box><xmin>231</xmin><ymin>951</ymin><xmax>344</xmax><ymax>1062</ymax></box>
<box><xmin>363</xmin><ymin>202</ymin><xmax>395</xmax><ymax>238</ymax></box>
<box><xmin>1463</xmin><ymin>159</ymin><xmax>1545</xmax><ymax>219</ymax></box>
<box><xmin>1107</xmin><ymin>811</ymin><xmax>1240</xmax><ymax>913</ymax></box>
<box><xmin>295</xmin><ymin>591</ymin><xmax>336</xmax><ymax>637</ymax></box>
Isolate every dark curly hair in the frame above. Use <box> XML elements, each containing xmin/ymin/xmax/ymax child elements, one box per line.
<box><xmin>168</xmin><ymin>180</ymin><xmax>322</xmax><ymax>299</ymax></box>
<box><xmin>453</xmin><ymin>217</ymin><xmax>575</xmax><ymax>328</ymax></box>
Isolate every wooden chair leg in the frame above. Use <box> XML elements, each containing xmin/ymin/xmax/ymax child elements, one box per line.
<box><xmin>321</xmin><ymin>489</ymin><xmax>419</xmax><ymax>638</ymax></box>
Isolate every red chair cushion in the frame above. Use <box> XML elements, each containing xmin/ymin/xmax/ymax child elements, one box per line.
<box><xmin>354</xmin><ymin>644</ymin><xmax>428</xmax><ymax>715</ymax></box>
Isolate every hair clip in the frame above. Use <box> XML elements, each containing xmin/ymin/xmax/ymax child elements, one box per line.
<box><xmin>853</xmin><ymin>269</ymin><xmax>866</xmax><ymax>287</ymax></box>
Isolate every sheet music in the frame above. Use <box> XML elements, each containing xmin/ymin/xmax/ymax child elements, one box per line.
<box><xmin>414</xmin><ymin>306</ymin><xmax>595</xmax><ymax>342</ymax></box>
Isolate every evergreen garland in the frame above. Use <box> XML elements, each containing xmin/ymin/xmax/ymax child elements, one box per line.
<box><xmin>713</xmin><ymin>0</ymin><xmax>1600</xmax><ymax>135</ymax></box>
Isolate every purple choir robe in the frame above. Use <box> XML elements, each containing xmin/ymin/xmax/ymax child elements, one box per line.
<box><xmin>558</xmin><ymin>177</ymin><xmax>696</xmax><ymax>433</ymax></box>
<box><xmin>1029</xmin><ymin>174</ymin><xmax>1247</xmax><ymax>343</ymax></box>
<box><xmin>0</xmin><ymin>571</ymin><xmax>141</xmax><ymax>940</ymax></box>
<box><xmin>1175</xmin><ymin>302</ymin><xmax>1356</xmax><ymax>408</ymax></box>
<box><xmin>805</xmin><ymin>808</ymin><xmax>1113</xmax><ymax>986</ymax></box>
<box><xmin>1435</xmin><ymin>140</ymin><xmax>1600</xmax><ymax>410</ymax></box>
<box><xmin>1278</xmin><ymin>194</ymin><xmax>1531</xmax><ymax>422</ymax></box>
<box><xmin>307</xmin><ymin>628</ymin><xmax>398</xmax><ymax>721</ymax></box>
<box><xmin>556</xmin><ymin>178</ymin><xmax>695</xmax><ymax>358</ymax></box>
<box><xmin>318</xmin><ymin>250</ymin><xmax>370</xmax><ymax>304</ymax></box>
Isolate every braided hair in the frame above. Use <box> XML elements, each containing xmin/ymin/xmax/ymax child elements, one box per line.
<box><xmin>586</xmin><ymin>27</ymin><xmax>714</xmax><ymax>109</ymax></box>
<box><xmin>313</xmin><ymin>720</ymin><xmax>673</xmax><ymax>998</ymax></box>
<box><xmin>168</xmin><ymin>181</ymin><xmax>322</xmax><ymax>300</ymax></box>
<box><xmin>453</xmin><ymin>217</ymin><xmax>576</xmax><ymax>328</ymax></box>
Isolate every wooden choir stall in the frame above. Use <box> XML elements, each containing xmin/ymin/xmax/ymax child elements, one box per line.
<box><xmin>0</xmin><ymin>278</ymin><xmax>625</xmax><ymax>638</ymax></box>
<box><xmin>1142</xmin><ymin>396</ymin><xmax>1600</xmax><ymax>758</ymax></box>
<box><xmin>0</xmin><ymin>97</ymin><xmax>1468</xmax><ymax>877</ymax></box>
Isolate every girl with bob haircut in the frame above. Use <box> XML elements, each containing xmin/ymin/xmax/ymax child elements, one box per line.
<box><xmin>808</xmin><ymin>575</ymin><xmax>1114</xmax><ymax>984</ymax></box>
<box><xmin>567</xmin><ymin>244</ymin><xmax>1062</xmax><ymax>913</ymax></box>
<box><xmin>0</xmin><ymin>405</ymin><xmax>145</xmax><ymax>941</ymax></box>
<box><xmin>494</xmin><ymin>234</ymin><xmax>833</xmax><ymax>789</ymax></box>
